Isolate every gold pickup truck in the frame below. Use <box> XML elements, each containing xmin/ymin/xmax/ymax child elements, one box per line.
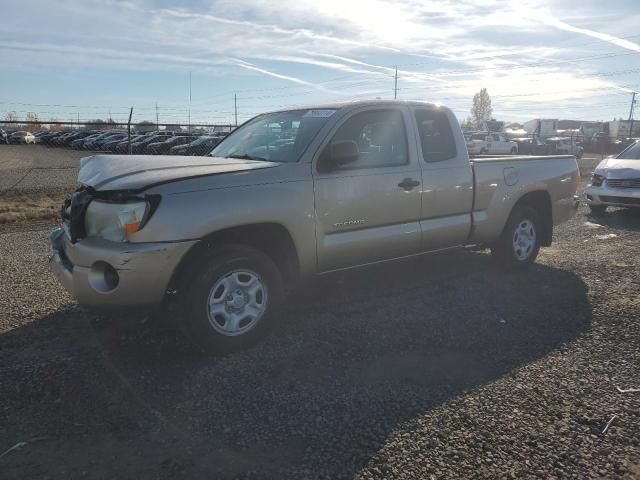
<box><xmin>49</xmin><ymin>100</ymin><xmax>580</xmax><ymax>351</ymax></box>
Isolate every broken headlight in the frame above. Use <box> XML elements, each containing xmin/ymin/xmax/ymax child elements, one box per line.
<box><xmin>84</xmin><ymin>200</ymin><xmax>149</xmax><ymax>242</ymax></box>
<box><xmin>590</xmin><ymin>173</ymin><xmax>604</xmax><ymax>187</ymax></box>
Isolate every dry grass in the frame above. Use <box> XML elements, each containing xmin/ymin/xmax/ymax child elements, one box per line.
<box><xmin>0</xmin><ymin>194</ymin><xmax>65</xmax><ymax>224</ymax></box>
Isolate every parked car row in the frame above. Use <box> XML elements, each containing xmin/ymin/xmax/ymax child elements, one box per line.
<box><xmin>1</xmin><ymin>128</ymin><xmax>229</xmax><ymax>156</ymax></box>
<box><xmin>464</xmin><ymin>131</ymin><xmax>584</xmax><ymax>158</ymax></box>
<box><xmin>0</xmin><ymin>130</ymin><xmax>37</xmax><ymax>144</ymax></box>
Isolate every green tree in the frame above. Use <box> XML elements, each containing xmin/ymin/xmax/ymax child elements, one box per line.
<box><xmin>471</xmin><ymin>88</ymin><xmax>493</xmax><ymax>129</ymax></box>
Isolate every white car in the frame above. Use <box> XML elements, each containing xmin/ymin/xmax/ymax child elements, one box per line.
<box><xmin>466</xmin><ymin>132</ymin><xmax>518</xmax><ymax>155</ymax></box>
<box><xmin>547</xmin><ymin>137</ymin><xmax>584</xmax><ymax>159</ymax></box>
<box><xmin>584</xmin><ymin>141</ymin><xmax>640</xmax><ymax>214</ymax></box>
<box><xmin>9</xmin><ymin>131</ymin><xmax>36</xmax><ymax>144</ymax></box>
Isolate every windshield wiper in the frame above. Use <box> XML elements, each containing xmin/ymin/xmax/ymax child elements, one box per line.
<box><xmin>227</xmin><ymin>153</ymin><xmax>272</xmax><ymax>162</ymax></box>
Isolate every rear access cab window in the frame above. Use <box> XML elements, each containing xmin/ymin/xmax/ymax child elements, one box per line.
<box><xmin>414</xmin><ymin>108</ymin><xmax>457</xmax><ymax>163</ymax></box>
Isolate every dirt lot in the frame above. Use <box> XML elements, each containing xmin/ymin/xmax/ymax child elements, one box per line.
<box><xmin>0</xmin><ymin>145</ymin><xmax>85</xmax><ymax>223</ymax></box>
<box><xmin>0</xmin><ymin>145</ymin><xmax>639</xmax><ymax>479</ymax></box>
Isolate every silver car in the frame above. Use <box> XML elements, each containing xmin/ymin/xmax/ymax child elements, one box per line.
<box><xmin>584</xmin><ymin>141</ymin><xmax>640</xmax><ymax>215</ymax></box>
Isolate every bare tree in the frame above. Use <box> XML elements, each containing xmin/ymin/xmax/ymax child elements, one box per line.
<box><xmin>460</xmin><ymin>117</ymin><xmax>475</xmax><ymax>131</ymax></box>
<box><xmin>25</xmin><ymin>112</ymin><xmax>40</xmax><ymax>132</ymax></box>
<box><xmin>135</xmin><ymin>121</ymin><xmax>156</xmax><ymax>133</ymax></box>
<box><xmin>471</xmin><ymin>88</ymin><xmax>493</xmax><ymax>129</ymax></box>
<box><xmin>3</xmin><ymin>111</ymin><xmax>19</xmax><ymax>129</ymax></box>
<box><xmin>48</xmin><ymin>119</ymin><xmax>63</xmax><ymax>132</ymax></box>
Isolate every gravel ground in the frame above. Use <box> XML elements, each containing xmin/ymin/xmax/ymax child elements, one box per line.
<box><xmin>0</xmin><ymin>201</ymin><xmax>638</xmax><ymax>479</ymax></box>
<box><xmin>0</xmin><ymin>147</ymin><xmax>638</xmax><ymax>478</ymax></box>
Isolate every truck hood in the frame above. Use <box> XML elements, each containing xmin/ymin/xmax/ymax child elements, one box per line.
<box><xmin>594</xmin><ymin>158</ymin><xmax>640</xmax><ymax>178</ymax></box>
<box><xmin>78</xmin><ymin>154</ymin><xmax>280</xmax><ymax>191</ymax></box>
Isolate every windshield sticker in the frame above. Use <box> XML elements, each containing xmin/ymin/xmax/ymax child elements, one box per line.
<box><xmin>303</xmin><ymin>109</ymin><xmax>336</xmax><ymax>118</ymax></box>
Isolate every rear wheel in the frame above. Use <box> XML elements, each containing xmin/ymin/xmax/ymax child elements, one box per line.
<box><xmin>491</xmin><ymin>205</ymin><xmax>541</xmax><ymax>269</ymax></box>
<box><xmin>480</xmin><ymin>148</ymin><xmax>487</xmax><ymax>155</ymax></box>
<box><xmin>589</xmin><ymin>205</ymin><xmax>607</xmax><ymax>216</ymax></box>
<box><xmin>178</xmin><ymin>245</ymin><xmax>284</xmax><ymax>352</ymax></box>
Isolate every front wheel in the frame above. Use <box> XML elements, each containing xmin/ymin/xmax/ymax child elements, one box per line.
<box><xmin>179</xmin><ymin>245</ymin><xmax>284</xmax><ymax>352</ymax></box>
<box><xmin>491</xmin><ymin>205</ymin><xmax>541</xmax><ymax>269</ymax></box>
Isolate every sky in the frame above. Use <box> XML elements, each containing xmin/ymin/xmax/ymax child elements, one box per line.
<box><xmin>1</xmin><ymin>0</ymin><xmax>640</xmax><ymax>126</ymax></box>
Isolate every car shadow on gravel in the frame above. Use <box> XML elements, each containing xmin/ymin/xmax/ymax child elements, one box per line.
<box><xmin>586</xmin><ymin>207</ymin><xmax>640</xmax><ymax>231</ymax></box>
<box><xmin>0</xmin><ymin>250</ymin><xmax>593</xmax><ymax>479</ymax></box>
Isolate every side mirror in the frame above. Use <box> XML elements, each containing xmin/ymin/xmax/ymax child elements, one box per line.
<box><xmin>330</xmin><ymin>140</ymin><xmax>359</xmax><ymax>166</ymax></box>
<box><xmin>318</xmin><ymin>140</ymin><xmax>359</xmax><ymax>172</ymax></box>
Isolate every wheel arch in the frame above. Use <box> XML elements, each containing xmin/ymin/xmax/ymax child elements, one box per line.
<box><xmin>506</xmin><ymin>190</ymin><xmax>553</xmax><ymax>246</ymax></box>
<box><xmin>167</xmin><ymin>222</ymin><xmax>301</xmax><ymax>298</ymax></box>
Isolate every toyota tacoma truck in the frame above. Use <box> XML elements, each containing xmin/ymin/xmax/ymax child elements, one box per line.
<box><xmin>49</xmin><ymin>101</ymin><xmax>580</xmax><ymax>351</ymax></box>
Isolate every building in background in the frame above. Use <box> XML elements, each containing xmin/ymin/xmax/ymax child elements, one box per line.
<box><xmin>580</xmin><ymin>121</ymin><xmax>604</xmax><ymax>139</ymax></box>
<box><xmin>604</xmin><ymin>119</ymin><xmax>640</xmax><ymax>139</ymax></box>
<box><xmin>523</xmin><ymin>118</ymin><xmax>559</xmax><ymax>137</ymax></box>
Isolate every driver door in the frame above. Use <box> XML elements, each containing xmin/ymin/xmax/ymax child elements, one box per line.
<box><xmin>312</xmin><ymin>107</ymin><xmax>422</xmax><ymax>271</ymax></box>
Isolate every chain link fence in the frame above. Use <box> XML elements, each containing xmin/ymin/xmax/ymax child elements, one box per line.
<box><xmin>0</xmin><ymin>116</ymin><xmax>237</xmax><ymax>200</ymax></box>
<box><xmin>0</xmin><ymin>118</ymin><xmax>235</xmax><ymax>157</ymax></box>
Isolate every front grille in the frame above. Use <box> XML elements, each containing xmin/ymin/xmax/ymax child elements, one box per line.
<box><xmin>599</xmin><ymin>195</ymin><xmax>640</xmax><ymax>206</ymax></box>
<box><xmin>606</xmin><ymin>178</ymin><xmax>640</xmax><ymax>189</ymax></box>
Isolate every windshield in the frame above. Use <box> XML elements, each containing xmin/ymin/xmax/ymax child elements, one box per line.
<box><xmin>618</xmin><ymin>141</ymin><xmax>640</xmax><ymax>159</ymax></box>
<box><xmin>211</xmin><ymin>109</ymin><xmax>336</xmax><ymax>162</ymax></box>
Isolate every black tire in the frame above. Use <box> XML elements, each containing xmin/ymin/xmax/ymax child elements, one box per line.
<box><xmin>480</xmin><ymin>148</ymin><xmax>487</xmax><ymax>155</ymax></box>
<box><xmin>491</xmin><ymin>205</ymin><xmax>542</xmax><ymax>270</ymax></box>
<box><xmin>178</xmin><ymin>244</ymin><xmax>284</xmax><ymax>353</ymax></box>
<box><xmin>589</xmin><ymin>205</ymin><xmax>607</xmax><ymax>216</ymax></box>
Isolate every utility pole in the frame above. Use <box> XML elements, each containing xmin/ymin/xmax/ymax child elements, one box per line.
<box><xmin>127</xmin><ymin>107</ymin><xmax>133</xmax><ymax>155</ymax></box>
<box><xmin>394</xmin><ymin>65</ymin><xmax>398</xmax><ymax>100</ymax></box>
<box><xmin>155</xmin><ymin>103</ymin><xmax>159</xmax><ymax>130</ymax></box>
<box><xmin>77</xmin><ymin>112</ymin><xmax>80</xmax><ymax>127</ymax></box>
<box><xmin>188</xmin><ymin>71</ymin><xmax>192</xmax><ymax>133</ymax></box>
<box><xmin>234</xmin><ymin>94</ymin><xmax>238</xmax><ymax>127</ymax></box>
<box><xmin>628</xmin><ymin>91</ymin><xmax>636</xmax><ymax>140</ymax></box>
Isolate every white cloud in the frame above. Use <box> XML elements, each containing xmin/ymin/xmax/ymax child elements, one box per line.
<box><xmin>2</xmin><ymin>0</ymin><xmax>639</xmax><ymax>121</ymax></box>
<box><xmin>229</xmin><ymin>59</ymin><xmax>334</xmax><ymax>92</ymax></box>
<box><xmin>540</xmin><ymin>17</ymin><xmax>640</xmax><ymax>53</ymax></box>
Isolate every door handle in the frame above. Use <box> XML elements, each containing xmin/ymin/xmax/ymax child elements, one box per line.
<box><xmin>398</xmin><ymin>178</ymin><xmax>420</xmax><ymax>191</ymax></box>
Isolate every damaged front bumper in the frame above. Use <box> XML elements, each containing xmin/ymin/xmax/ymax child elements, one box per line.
<box><xmin>49</xmin><ymin>227</ymin><xmax>195</xmax><ymax>306</ymax></box>
<box><xmin>584</xmin><ymin>185</ymin><xmax>640</xmax><ymax>208</ymax></box>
